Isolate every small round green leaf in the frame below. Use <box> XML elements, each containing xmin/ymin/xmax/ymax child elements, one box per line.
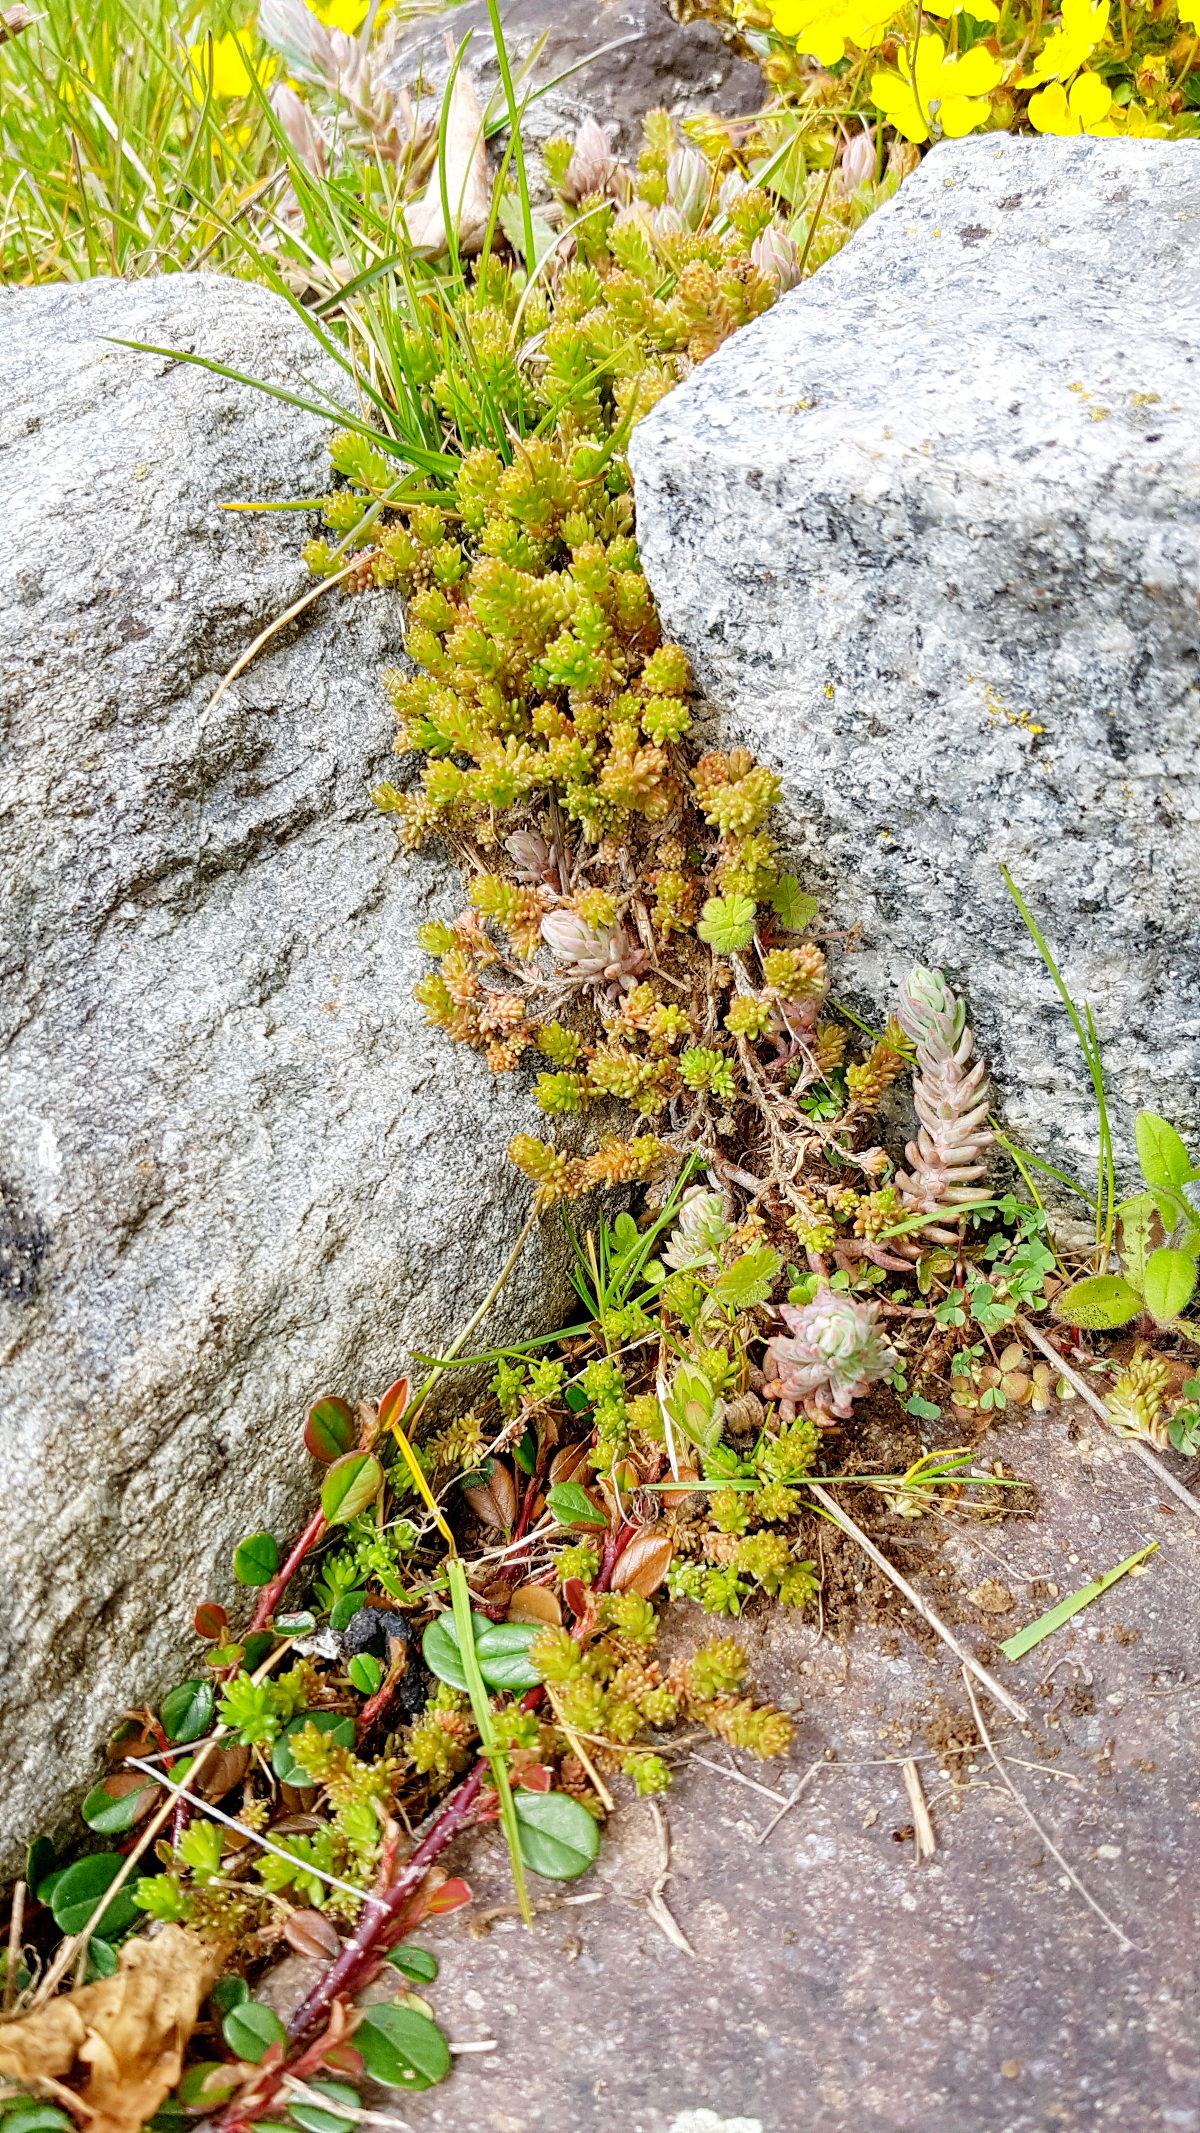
<box><xmin>242</xmin><ymin>1630</ymin><xmax>276</xmax><ymax>1671</ymax></box>
<box><xmin>222</xmin><ymin>1999</ymin><xmax>287</xmax><ymax>2065</ymax></box>
<box><xmin>286</xmin><ymin>2080</ymin><xmax>361</xmax><ymax>2133</ymax></box>
<box><xmin>2</xmin><ymin>2107</ymin><xmax>75</xmax><ymax>2133</ymax></box>
<box><xmin>348</xmin><ymin>1652</ymin><xmax>383</xmax><ymax>1696</ymax></box>
<box><xmin>272</xmin><ymin>1709</ymin><xmax>356</xmax><ymax>1785</ymax></box>
<box><xmin>329</xmin><ymin>1591</ymin><xmax>368</xmax><ymax>1632</ymax></box>
<box><xmin>178</xmin><ymin>2062</ymin><xmax>241</xmax><ymax>2108</ymax></box>
<box><xmin>305</xmin><ymin>1395</ymin><xmax>357</xmax><ymax>1465</ymax></box>
<box><xmin>1055</xmin><ymin>1275</ymin><xmax>1143</xmax><ymax>1329</ymax></box>
<box><xmin>81</xmin><ymin>1774</ymin><xmax>157</xmax><ymax>1835</ymax></box>
<box><xmin>321</xmin><ymin>1451</ymin><xmax>384</xmax><ymax>1526</ymax></box>
<box><xmin>1142</xmin><ymin>1246</ymin><xmax>1197</xmax><ymax>1325</ymax></box>
<box><xmin>355</xmin><ymin>2003</ymin><xmax>452</xmax><ymax>2090</ymax></box>
<box><xmin>25</xmin><ymin>1836</ymin><xmax>56</xmax><ymax>1900</ymax></box>
<box><xmin>234</xmin><ymin>1532</ymin><xmax>280</xmax><ymax>1586</ymax></box>
<box><xmin>161</xmin><ymin>1677</ymin><xmax>215</xmax><ymax>1743</ymax></box>
<box><xmin>49</xmin><ymin>1854</ymin><xmax>142</xmax><ymax>1939</ymax></box>
<box><xmin>386</xmin><ymin>1944</ymin><xmax>438</xmax><ymax>1983</ymax></box>
<box><xmin>475</xmin><ymin>1620</ymin><xmax>542</xmax><ymax>1691</ymax></box>
<box><xmin>84</xmin><ymin>1938</ymin><xmax>119</xmax><ymax>1982</ymax></box>
<box><xmin>422</xmin><ymin>1613</ymin><xmax>469</xmax><ymax>1691</ymax></box>
<box><xmin>545</xmin><ymin>1481</ymin><xmax>607</xmax><ymax>1530</ymax></box>
<box><xmin>210</xmin><ymin>1972</ymin><xmax>250</xmax><ymax>2014</ymax></box>
<box><xmin>513</xmin><ymin>1788</ymin><xmax>601</xmax><ymax>1880</ymax></box>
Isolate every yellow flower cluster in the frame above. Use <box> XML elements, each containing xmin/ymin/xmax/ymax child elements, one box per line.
<box><xmin>752</xmin><ymin>0</ymin><xmax>1193</xmax><ymax>142</ymax></box>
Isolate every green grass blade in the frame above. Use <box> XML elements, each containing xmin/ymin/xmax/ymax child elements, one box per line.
<box><xmin>446</xmin><ymin>1558</ymin><xmax>533</xmax><ymax>1927</ymax></box>
<box><xmin>999</xmin><ymin>1544</ymin><xmax>1158</xmax><ymax>1661</ymax></box>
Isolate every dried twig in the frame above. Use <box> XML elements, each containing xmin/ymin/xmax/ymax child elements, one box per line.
<box><xmin>902</xmin><ymin>1758</ymin><xmax>936</xmax><ymax>1858</ymax></box>
<box><xmin>961</xmin><ymin>1669</ymin><xmax>1136</xmax><ymax>1952</ymax></box>
<box><xmin>754</xmin><ymin>1758</ymin><xmax>826</xmax><ymax>1845</ymax></box>
<box><xmin>642</xmin><ymin>1801</ymin><xmax>695</xmax><ymax>1958</ymax></box>
<box><xmin>3</xmin><ymin>1881</ymin><xmax>25</xmax><ymax>2014</ymax></box>
<box><xmin>1018</xmin><ymin>1318</ymin><xmax>1200</xmax><ymax>1520</ymax></box>
<box><xmin>805</xmin><ymin>1482</ymin><xmax>1030</xmax><ymax>1723</ymax></box>
<box><xmin>688</xmin><ymin>1753</ymin><xmax>790</xmax><ymax>1806</ymax></box>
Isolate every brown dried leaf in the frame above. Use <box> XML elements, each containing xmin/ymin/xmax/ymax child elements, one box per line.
<box><xmin>549</xmin><ymin>1442</ymin><xmax>593</xmax><ymax>1487</ymax></box>
<box><xmin>609</xmin><ymin>1531</ymin><xmax>674</xmax><ymax>1597</ymax></box>
<box><xmin>462</xmin><ymin>1458</ymin><xmax>518</xmax><ymax>1530</ymax></box>
<box><xmin>200</xmin><ymin>1742</ymin><xmax>251</xmax><ymax>1801</ymax></box>
<box><xmin>508</xmin><ymin>1583</ymin><xmax>563</xmax><ymax>1627</ymax></box>
<box><xmin>283</xmin><ymin>1909</ymin><xmax>341</xmax><ymax>1960</ymax></box>
<box><xmin>0</xmin><ymin>1926</ymin><xmax>225</xmax><ymax>2133</ymax></box>
<box><xmin>404</xmin><ymin>67</ymin><xmax>490</xmax><ymax>256</ymax></box>
<box><xmin>968</xmin><ymin>1579</ymin><xmax>1015</xmax><ymax>1615</ymax></box>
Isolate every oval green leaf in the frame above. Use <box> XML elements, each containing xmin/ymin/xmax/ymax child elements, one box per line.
<box><xmin>348</xmin><ymin>1652</ymin><xmax>383</xmax><ymax>1696</ymax></box>
<box><xmin>25</xmin><ymin>1836</ymin><xmax>56</xmax><ymax>1899</ymax></box>
<box><xmin>355</xmin><ymin>2003</ymin><xmax>452</xmax><ymax>2091</ymax></box>
<box><xmin>1136</xmin><ymin>1110</ymin><xmax>1197</xmax><ymax>1192</ymax></box>
<box><xmin>242</xmin><ymin>1630</ymin><xmax>276</xmax><ymax>1671</ymax></box>
<box><xmin>2</xmin><ymin>2107</ymin><xmax>76</xmax><ymax>2133</ymax></box>
<box><xmin>287</xmin><ymin>2079</ymin><xmax>362</xmax><ymax>2133</ymax></box>
<box><xmin>1055</xmin><ymin>1274</ymin><xmax>1143</xmax><ymax>1328</ymax></box>
<box><xmin>84</xmin><ymin>1938</ymin><xmax>119</xmax><ymax>1982</ymax></box>
<box><xmin>271</xmin><ymin>1709</ymin><xmax>356</xmax><ymax>1785</ymax></box>
<box><xmin>305</xmin><ymin>1395</ymin><xmax>356</xmax><ymax>1465</ymax></box>
<box><xmin>161</xmin><ymin>1677</ymin><xmax>215</xmax><ymax>1744</ymax></box>
<box><xmin>221</xmin><ymin>1999</ymin><xmax>287</xmax><ymax>2065</ymax></box>
<box><xmin>1143</xmin><ymin>1246</ymin><xmax>1198</xmax><ymax>1325</ymax></box>
<box><xmin>210</xmin><ymin>1973</ymin><xmax>250</xmax><ymax>2014</ymax></box>
<box><xmin>81</xmin><ymin>1774</ymin><xmax>157</xmax><ymax>1835</ymax></box>
<box><xmin>234</xmin><ymin>1532</ymin><xmax>280</xmax><ymax>1586</ymax></box>
<box><xmin>49</xmin><ymin>1854</ymin><xmax>142</xmax><ymax>1939</ymax></box>
<box><xmin>475</xmin><ymin>1620</ymin><xmax>542</xmax><ymax>1691</ymax></box>
<box><xmin>329</xmin><ymin>1591</ymin><xmax>368</xmax><ymax>1632</ymax></box>
<box><xmin>421</xmin><ymin>1613</ymin><xmax>469</xmax><ymax>1692</ymax></box>
<box><xmin>545</xmin><ymin>1481</ymin><xmax>607</xmax><ymax>1530</ymax></box>
<box><xmin>513</xmin><ymin>1788</ymin><xmax>600</xmax><ymax>1880</ymax></box>
<box><xmin>385</xmin><ymin>1944</ymin><xmax>438</xmax><ymax>1983</ymax></box>
<box><xmin>178</xmin><ymin>2062</ymin><xmax>241</xmax><ymax>2109</ymax></box>
<box><xmin>321</xmin><ymin>1451</ymin><xmax>383</xmax><ymax>1526</ymax></box>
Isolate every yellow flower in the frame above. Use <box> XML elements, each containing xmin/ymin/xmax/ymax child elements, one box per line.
<box><xmin>1027</xmin><ymin>69</ymin><xmax>1116</xmax><ymax>130</ymax></box>
<box><xmin>870</xmin><ymin>33</ymin><xmax>1003</xmax><ymax>143</ymax></box>
<box><xmin>1178</xmin><ymin>0</ymin><xmax>1200</xmax><ymax>25</ymax></box>
<box><xmin>1021</xmin><ymin>0</ymin><xmax>1110</xmax><ymax>84</ymax></box>
<box><xmin>312</xmin><ymin>0</ymin><xmax>396</xmax><ymax>24</ymax></box>
<box><xmin>187</xmin><ymin>30</ymin><xmax>271</xmax><ymax>98</ymax></box>
<box><xmin>768</xmin><ymin>0</ymin><xmax>903</xmax><ymax>65</ymax></box>
<box><xmin>922</xmin><ymin>0</ymin><xmax>1000</xmax><ymax>22</ymax></box>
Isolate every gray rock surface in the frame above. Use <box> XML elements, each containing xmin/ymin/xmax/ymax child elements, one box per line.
<box><xmin>631</xmin><ymin>137</ymin><xmax>1200</xmax><ymax>1191</ymax></box>
<box><xmin>343</xmin><ymin>1402</ymin><xmax>1200</xmax><ymax>2130</ymax></box>
<box><xmin>383</xmin><ymin>0</ymin><xmax>765</xmax><ymax>160</ymax></box>
<box><xmin>0</xmin><ymin>276</ymin><xmax>567</xmax><ymax>1874</ymax></box>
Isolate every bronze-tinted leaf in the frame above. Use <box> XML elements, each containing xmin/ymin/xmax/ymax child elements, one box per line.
<box><xmin>283</xmin><ymin>1910</ymin><xmax>341</xmax><ymax>1961</ymax></box>
<box><xmin>461</xmin><ymin>1457</ymin><xmax>518</xmax><ymax>1530</ymax></box>
<box><xmin>508</xmin><ymin>1583</ymin><xmax>562</xmax><ymax>1627</ymax></box>
<box><xmin>609</xmin><ymin>1531</ymin><xmax>674</xmax><ymax>1597</ymax></box>
<box><xmin>200</xmin><ymin>1743</ymin><xmax>251</xmax><ymax>1801</ymax></box>
<box><xmin>549</xmin><ymin>1441</ymin><xmax>593</xmax><ymax>1487</ymax></box>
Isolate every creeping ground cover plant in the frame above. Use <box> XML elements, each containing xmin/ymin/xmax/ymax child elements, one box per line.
<box><xmin>2</xmin><ymin>0</ymin><xmax>1200</xmax><ymax>2120</ymax></box>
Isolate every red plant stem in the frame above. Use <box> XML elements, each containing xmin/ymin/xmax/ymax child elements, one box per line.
<box><xmin>354</xmin><ymin>1664</ymin><xmax>406</xmax><ymax>1744</ymax></box>
<box><xmin>248</xmin><ymin>1507</ymin><xmax>328</xmax><ymax>1633</ymax></box>
<box><xmin>512</xmin><ymin>1469</ymin><xmax>541</xmax><ymax>1545</ymax></box>
<box><xmin>597</xmin><ymin>1521</ymin><xmax>636</xmax><ymax>1591</ymax></box>
<box><xmin>285</xmin><ymin>1759</ymin><xmax>486</xmax><ymax>2045</ymax></box>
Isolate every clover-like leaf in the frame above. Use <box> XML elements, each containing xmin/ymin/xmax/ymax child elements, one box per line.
<box><xmin>712</xmin><ymin>1246</ymin><xmax>782</xmax><ymax>1309</ymax></box>
<box><xmin>696</xmin><ymin>893</ymin><xmax>757</xmax><ymax>954</ymax></box>
<box><xmin>769</xmin><ymin>875</ymin><xmax>818</xmax><ymax>932</ymax></box>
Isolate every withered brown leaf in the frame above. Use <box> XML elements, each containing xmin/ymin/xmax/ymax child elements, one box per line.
<box><xmin>507</xmin><ymin>1583</ymin><xmax>563</xmax><ymax>1627</ymax></box>
<box><xmin>0</xmin><ymin>1926</ymin><xmax>226</xmax><ymax>2133</ymax></box>
<box><xmin>609</xmin><ymin>1531</ymin><xmax>674</xmax><ymax>1597</ymax></box>
<box><xmin>462</xmin><ymin>1458</ymin><xmax>518</xmax><ymax>1530</ymax></box>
